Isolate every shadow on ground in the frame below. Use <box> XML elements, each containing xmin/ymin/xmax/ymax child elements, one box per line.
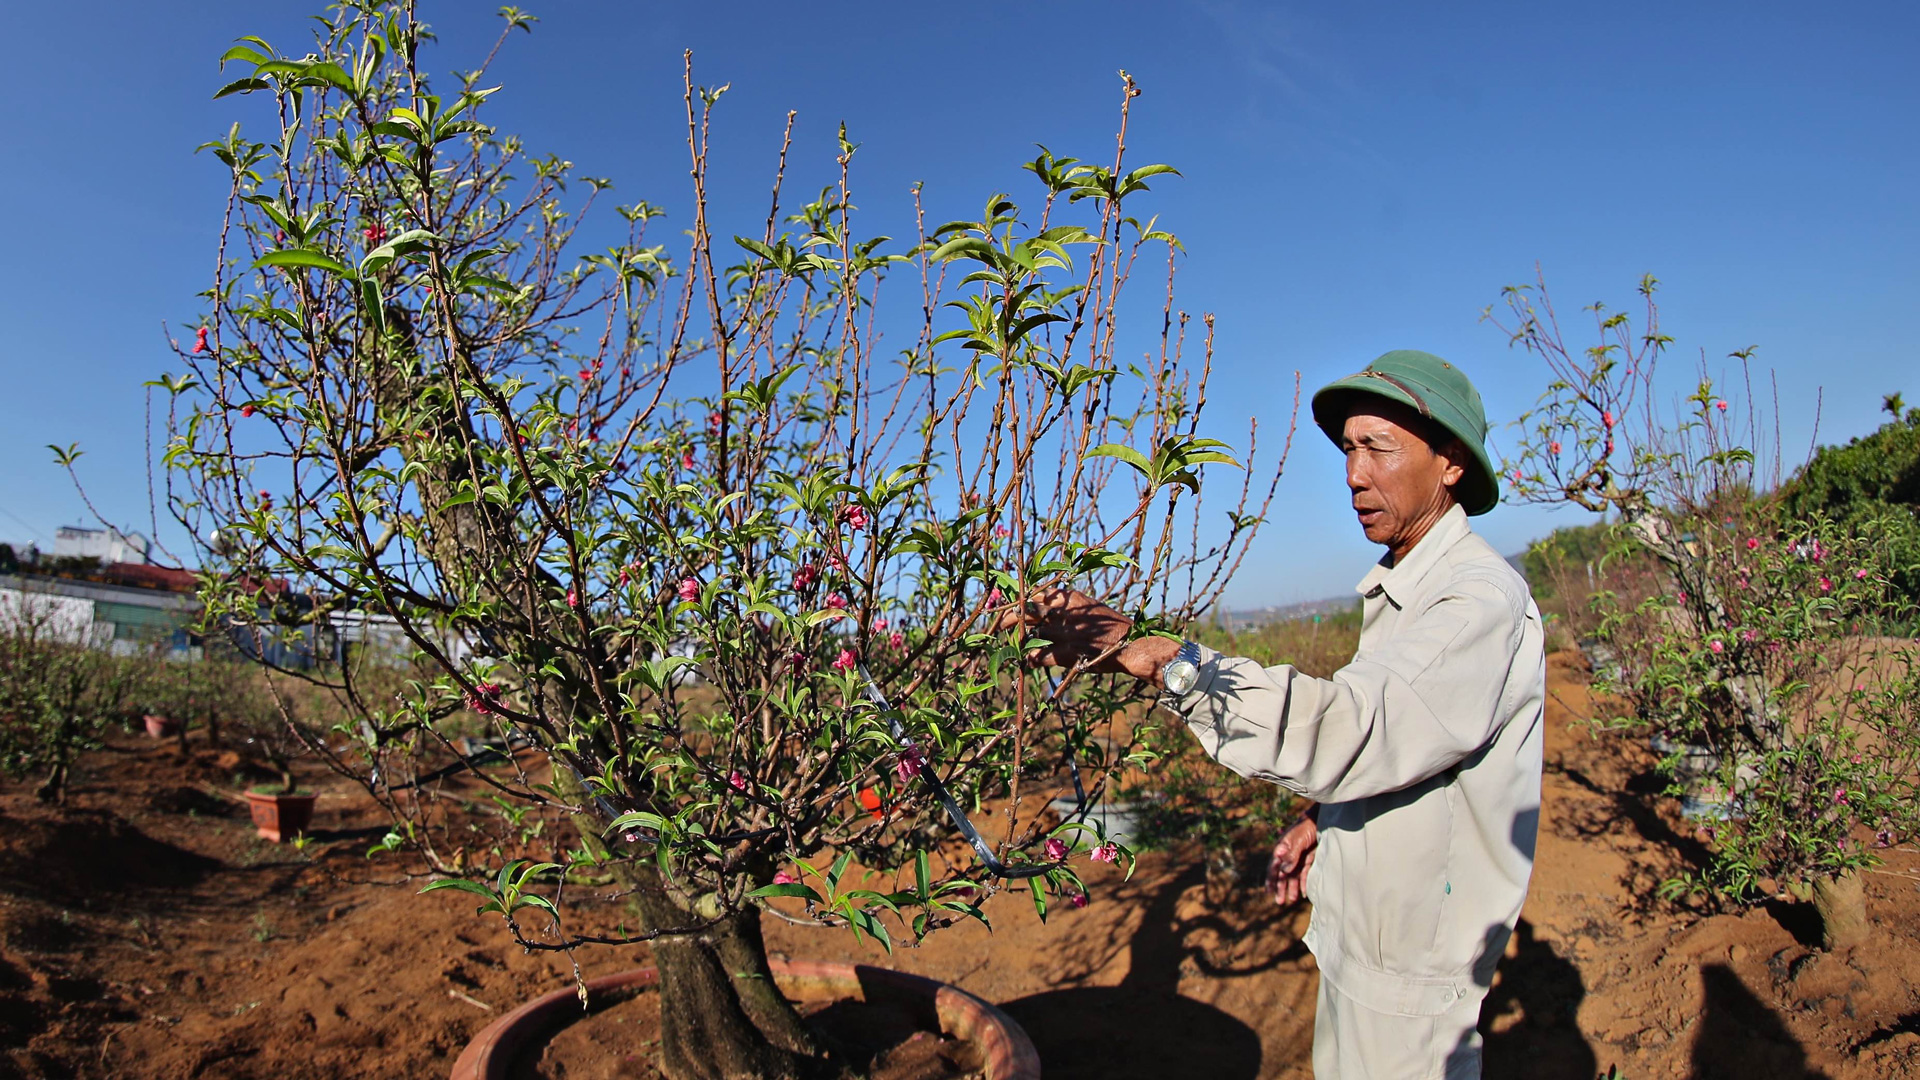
<box><xmin>1689</xmin><ymin>963</ymin><xmax>1830</xmax><ymax>1080</ymax></box>
<box><xmin>1001</xmin><ymin>859</ymin><xmax>1268</xmax><ymax>1080</ymax></box>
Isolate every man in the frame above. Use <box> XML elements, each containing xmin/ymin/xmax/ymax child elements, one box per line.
<box><xmin>1024</xmin><ymin>350</ymin><xmax>1544</xmax><ymax>1079</ymax></box>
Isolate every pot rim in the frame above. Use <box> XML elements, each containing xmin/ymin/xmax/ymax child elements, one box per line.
<box><xmin>448</xmin><ymin>957</ymin><xmax>1040</xmax><ymax>1080</ymax></box>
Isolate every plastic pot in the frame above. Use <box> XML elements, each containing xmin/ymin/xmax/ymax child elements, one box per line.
<box><xmin>449</xmin><ymin>957</ymin><xmax>1040</xmax><ymax>1080</ymax></box>
<box><xmin>243</xmin><ymin>791</ymin><xmax>316</xmax><ymax>842</ymax></box>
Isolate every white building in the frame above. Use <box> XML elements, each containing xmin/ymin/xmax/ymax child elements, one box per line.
<box><xmin>53</xmin><ymin>525</ymin><xmax>151</xmax><ymax>566</ymax></box>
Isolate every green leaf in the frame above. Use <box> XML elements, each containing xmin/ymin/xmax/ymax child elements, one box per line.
<box><xmin>1086</xmin><ymin>443</ymin><xmax>1149</xmax><ymax>475</ymax></box>
<box><xmin>255</xmin><ymin>249</ymin><xmax>352</xmax><ymax>277</ymax></box>
<box><xmin>420</xmin><ymin>878</ymin><xmax>495</xmax><ymax>899</ymax></box>
<box><xmin>749</xmin><ymin>882</ymin><xmax>824</xmax><ymax>903</ymax></box>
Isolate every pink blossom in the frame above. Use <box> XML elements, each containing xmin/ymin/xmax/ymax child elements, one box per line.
<box><xmin>707</xmin><ymin>411</ymin><xmax>723</xmax><ymax>434</ymax></box>
<box><xmin>872</xmin><ymin>616</ymin><xmax>889</xmax><ymax>631</ymax></box>
<box><xmin>825</xmin><ymin>593</ymin><xmax>848</xmax><ymax>610</ymax></box>
<box><xmin>987</xmin><ymin>587</ymin><xmax>1004</xmax><ymax>607</ymax></box>
<box><xmin>793</xmin><ymin>563</ymin><xmax>819</xmax><ymax>591</ymax></box>
<box><xmin>1715</xmin><ymin>400</ymin><xmax>1728</xmax><ymax>412</ymax></box>
<box><xmin>894</xmin><ymin>745</ymin><xmax>925</xmax><ymax>782</ymax></box>
<box><xmin>888</xmin><ymin>630</ymin><xmax>905</xmax><ymax>650</ymax></box>
<box><xmin>832</xmin><ymin>647</ymin><xmax>858</xmax><ymax>672</ymax></box>
<box><xmin>1819</xmin><ymin>577</ymin><xmax>1833</xmax><ymax>594</ymax></box>
<box><xmin>363</xmin><ymin>222</ymin><xmax>387</xmax><ymax>243</ymax></box>
<box><xmin>1875</xmin><ymin>829</ymin><xmax>1896</xmax><ymax>848</ymax></box>
<box><xmin>1832</xmin><ymin>789</ymin><xmax>1850</xmax><ymax>805</ymax></box>
<box><xmin>1067</xmin><ymin>891</ymin><xmax>1089</xmax><ymax>909</ymax></box>
<box><xmin>840</xmin><ymin>503</ymin><xmax>870</xmax><ymax>531</ymax></box>
<box><xmin>1855</xmin><ymin>568</ymin><xmax>1869</xmax><ymax>580</ymax></box>
<box><xmin>1043</xmin><ymin>837</ymin><xmax>1068</xmax><ymax>861</ymax></box>
<box><xmin>577</xmin><ymin>368</ymin><xmax>593</xmax><ymax>383</ymax></box>
<box><xmin>1850</xmin><ymin>753</ymin><xmax>1863</xmax><ymax>764</ymax></box>
<box><xmin>1740</xmin><ymin>629</ymin><xmax>1757</xmax><ymax>643</ymax></box>
<box><xmin>1092</xmin><ymin>843</ymin><xmax>1120</xmax><ymax>864</ymax></box>
<box><xmin>677</xmin><ymin>576</ymin><xmax>700</xmax><ymax>602</ymax></box>
<box><xmin>1810</xmin><ymin>540</ymin><xmax>1828</xmax><ymax>562</ymax></box>
<box><xmin>193</xmin><ymin>326</ymin><xmax>209</xmax><ymax>354</ymax></box>
<box><xmin>240</xmin><ymin>404</ymin><xmax>255</xmax><ymax>418</ymax></box>
<box><xmin>773</xmin><ymin>869</ymin><xmax>799</xmax><ymax>885</ymax></box>
<box><xmin>1746</xmin><ymin>537</ymin><xmax>1760</xmax><ymax>551</ymax></box>
<box><xmin>1512</xmin><ymin>469</ymin><xmax>1524</xmax><ymax>483</ymax></box>
<box><xmin>1709</xmin><ymin>639</ymin><xmax>1724</xmax><ymax>654</ymax></box>
<box><xmin>1548</xmin><ymin>441</ymin><xmax>1561</xmax><ymax>455</ymax></box>
<box><xmin>618</xmin><ymin>568</ymin><xmax>630</xmax><ymax>585</ymax></box>
<box><xmin>1677</xmin><ymin>591</ymin><xmax>1688</xmax><ymax>602</ymax></box>
<box><xmin>827</xmin><ymin>553</ymin><xmax>848</xmax><ymax>574</ymax></box>
<box><xmin>728</xmin><ymin>770</ymin><xmax>748</xmax><ymax>791</ymax></box>
<box><xmin>566</xmin><ymin>588</ymin><xmax>580</xmax><ymax>608</ymax></box>
<box><xmin>993</xmin><ymin>524</ymin><xmax>1012</xmax><ymax>539</ymax></box>
<box><xmin>622</xmin><ymin>831</ymin><xmax>643</xmax><ymax>844</ymax></box>
<box><xmin>949</xmin><ymin>884</ymin><xmax>981</xmax><ymax>903</ymax></box>
<box><xmin>786</xmin><ymin>650</ymin><xmax>811</xmax><ymax>671</ymax></box>
<box><xmin>1601</xmin><ymin>410</ymin><xmax>1615</xmax><ymax>430</ymax></box>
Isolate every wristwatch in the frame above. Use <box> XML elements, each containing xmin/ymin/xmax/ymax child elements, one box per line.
<box><xmin>1161</xmin><ymin>639</ymin><xmax>1202</xmax><ymax>695</ymax></box>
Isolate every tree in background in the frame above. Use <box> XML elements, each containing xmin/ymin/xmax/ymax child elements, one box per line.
<box><xmin>153</xmin><ymin>4</ymin><xmax>1288</xmax><ymax>1076</ymax></box>
<box><xmin>1780</xmin><ymin>397</ymin><xmax>1920</xmax><ymax>606</ymax></box>
<box><xmin>1491</xmin><ymin>272</ymin><xmax>1920</xmax><ymax>948</ymax></box>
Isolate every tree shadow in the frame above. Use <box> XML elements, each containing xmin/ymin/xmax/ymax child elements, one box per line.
<box><xmin>1689</xmin><ymin>963</ymin><xmax>1830</xmax><ymax>1079</ymax></box>
<box><xmin>1477</xmin><ymin>918</ymin><xmax>1598</xmax><ymax>1079</ymax></box>
<box><xmin>1000</xmin><ymin>858</ymin><xmax>1270</xmax><ymax>1080</ymax></box>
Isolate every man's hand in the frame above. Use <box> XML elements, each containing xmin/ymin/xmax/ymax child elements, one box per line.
<box><xmin>1266</xmin><ymin>815</ymin><xmax>1319</xmax><ymax>906</ymax></box>
<box><xmin>1002</xmin><ymin>588</ymin><xmax>1180</xmax><ymax>686</ymax></box>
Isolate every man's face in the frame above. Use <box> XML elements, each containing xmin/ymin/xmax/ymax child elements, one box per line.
<box><xmin>1340</xmin><ymin>400</ymin><xmax>1463</xmax><ymax>557</ymax></box>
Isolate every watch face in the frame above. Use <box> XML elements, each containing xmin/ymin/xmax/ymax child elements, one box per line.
<box><xmin>1165</xmin><ymin>659</ymin><xmax>1198</xmax><ymax>694</ymax></box>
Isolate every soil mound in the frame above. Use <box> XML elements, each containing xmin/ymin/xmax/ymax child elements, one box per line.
<box><xmin>0</xmin><ymin>804</ymin><xmax>220</xmax><ymax>907</ymax></box>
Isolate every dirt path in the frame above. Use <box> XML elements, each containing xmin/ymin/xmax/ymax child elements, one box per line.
<box><xmin>2</xmin><ymin>650</ymin><xmax>1915</xmax><ymax>1078</ymax></box>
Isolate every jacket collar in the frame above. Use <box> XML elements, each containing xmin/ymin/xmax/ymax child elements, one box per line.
<box><xmin>1354</xmin><ymin>503</ymin><xmax>1471</xmax><ymax>608</ymax></box>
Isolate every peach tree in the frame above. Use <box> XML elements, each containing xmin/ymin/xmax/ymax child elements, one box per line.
<box><xmin>157</xmin><ymin>4</ymin><xmax>1285</xmax><ymax>1076</ymax></box>
<box><xmin>1490</xmin><ymin>273</ymin><xmax>1920</xmax><ymax>944</ymax></box>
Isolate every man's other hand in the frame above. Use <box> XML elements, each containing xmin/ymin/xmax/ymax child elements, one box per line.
<box><xmin>1266</xmin><ymin>816</ymin><xmax>1319</xmax><ymax>906</ymax></box>
<box><xmin>1002</xmin><ymin>588</ymin><xmax>1179</xmax><ymax>685</ymax></box>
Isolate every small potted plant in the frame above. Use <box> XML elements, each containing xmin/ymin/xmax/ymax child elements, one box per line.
<box><xmin>244</xmin><ymin>782</ymin><xmax>316</xmax><ymax>843</ymax></box>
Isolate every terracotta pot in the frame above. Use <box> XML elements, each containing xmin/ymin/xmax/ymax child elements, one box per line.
<box><xmin>143</xmin><ymin>714</ymin><xmax>180</xmax><ymax>739</ymax></box>
<box><xmin>449</xmin><ymin>957</ymin><xmax>1041</xmax><ymax>1080</ymax></box>
<box><xmin>243</xmin><ymin>791</ymin><xmax>316</xmax><ymax>842</ymax></box>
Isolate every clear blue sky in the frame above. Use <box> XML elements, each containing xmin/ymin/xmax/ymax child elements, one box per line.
<box><xmin>2</xmin><ymin>1</ymin><xmax>1914</xmax><ymax>607</ymax></box>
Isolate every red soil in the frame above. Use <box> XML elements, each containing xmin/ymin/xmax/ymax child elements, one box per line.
<box><xmin>1</xmin><ymin>650</ymin><xmax>1915</xmax><ymax>1078</ymax></box>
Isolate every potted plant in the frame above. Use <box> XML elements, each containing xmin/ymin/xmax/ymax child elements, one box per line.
<box><xmin>244</xmin><ymin>784</ymin><xmax>317</xmax><ymax>843</ymax></box>
<box><xmin>161</xmin><ymin>5</ymin><xmax>1287</xmax><ymax>1075</ymax></box>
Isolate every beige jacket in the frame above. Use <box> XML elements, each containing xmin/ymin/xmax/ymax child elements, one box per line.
<box><xmin>1170</xmin><ymin>505</ymin><xmax>1544</xmax><ymax>1016</ymax></box>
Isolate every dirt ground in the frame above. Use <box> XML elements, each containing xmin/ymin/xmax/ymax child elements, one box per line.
<box><xmin>2</xmin><ymin>649</ymin><xmax>1916</xmax><ymax>1079</ymax></box>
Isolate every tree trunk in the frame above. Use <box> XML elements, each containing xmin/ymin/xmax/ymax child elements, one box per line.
<box><xmin>627</xmin><ymin>867</ymin><xmax>821</xmax><ymax>1080</ymax></box>
<box><xmin>1813</xmin><ymin>870</ymin><xmax>1868</xmax><ymax>951</ymax></box>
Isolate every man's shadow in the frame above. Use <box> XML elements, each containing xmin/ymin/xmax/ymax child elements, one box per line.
<box><xmin>1476</xmin><ymin>918</ymin><xmax>1598</xmax><ymax>1079</ymax></box>
<box><xmin>999</xmin><ymin>858</ymin><xmax>1272</xmax><ymax>1080</ymax></box>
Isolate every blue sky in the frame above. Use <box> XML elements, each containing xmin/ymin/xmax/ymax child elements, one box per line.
<box><xmin>2</xmin><ymin>1</ymin><xmax>1914</xmax><ymax>607</ymax></box>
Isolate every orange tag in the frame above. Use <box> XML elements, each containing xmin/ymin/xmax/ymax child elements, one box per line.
<box><xmin>857</xmin><ymin>787</ymin><xmax>886</xmax><ymax>821</ymax></box>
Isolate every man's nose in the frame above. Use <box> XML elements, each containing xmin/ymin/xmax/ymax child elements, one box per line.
<box><xmin>1346</xmin><ymin>452</ymin><xmax>1368</xmax><ymax>491</ymax></box>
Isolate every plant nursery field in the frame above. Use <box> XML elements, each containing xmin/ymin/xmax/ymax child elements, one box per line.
<box><xmin>2</xmin><ymin>650</ymin><xmax>1916</xmax><ymax>1079</ymax></box>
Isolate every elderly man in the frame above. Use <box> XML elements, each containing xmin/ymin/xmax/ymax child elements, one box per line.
<box><xmin>1026</xmin><ymin>351</ymin><xmax>1544</xmax><ymax>1078</ymax></box>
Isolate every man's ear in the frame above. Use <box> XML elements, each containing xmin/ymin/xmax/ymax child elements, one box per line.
<box><xmin>1439</xmin><ymin>439</ymin><xmax>1467</xmax><ymax>490</ymax></box>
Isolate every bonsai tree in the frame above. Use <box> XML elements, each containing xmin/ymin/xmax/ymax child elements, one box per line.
<box><xmin>1490</xmin><ymin>272</ymin><xmax>1920</xmax><ymax>946</ymax></box>
<box><xmin>156</xmin><ymin>4</ymin><xmax>1287</xmax><ymax>1076</ymax></box>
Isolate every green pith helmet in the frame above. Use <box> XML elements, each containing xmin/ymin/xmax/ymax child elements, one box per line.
<box><xmin>1310</xmin><ymin>349</ymin><xmax>1500</xmax><ymax>516</ymax></box>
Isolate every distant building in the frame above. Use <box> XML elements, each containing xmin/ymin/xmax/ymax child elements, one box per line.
<box><xmin>53</xmin><ymin>525</ymin><xmax>151</xmax><ymax>566</ymax></box>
